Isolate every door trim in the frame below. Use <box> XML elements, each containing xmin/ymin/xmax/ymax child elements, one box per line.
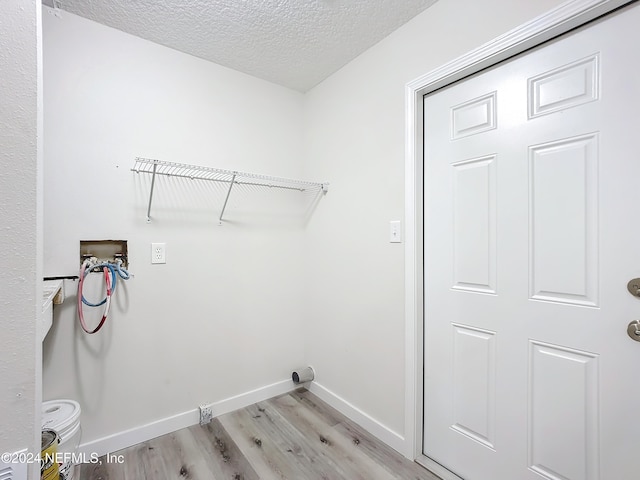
<box><xmin>403</xmin><ymin>0</ymin><xmax>634</xmax><ymax>470</ymax></box>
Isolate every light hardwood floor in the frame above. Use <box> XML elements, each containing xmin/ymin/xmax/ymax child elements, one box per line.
<box><xmin>80</xmin><ymin>389</ymin><xmax>440</xmax><ymax>480</ymax></box>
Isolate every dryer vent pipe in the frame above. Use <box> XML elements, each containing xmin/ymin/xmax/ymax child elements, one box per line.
<box><xmin>292</xmin><ymin>366</ymin><xmax>314</xmax><ymax>384</ymax></box>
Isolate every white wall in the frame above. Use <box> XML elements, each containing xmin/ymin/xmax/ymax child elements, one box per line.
<box><xmin>302</xmin><ymin>0</ymin><xmax>566</xmax><ymax>444</ymax></box>
<box><xmin>42</xmin><ymin>8</ymin><xmax>306</xmax><ymax>448</ymax></box>
<box><xmin>0</xmin><ymin>0</ymin><xmax>42</xmax><ymax>470</ymax></box>
<box><xmin>40</xmin><ymin>0</ymin><xmax>572</xmax><ymax>459</ymax></box>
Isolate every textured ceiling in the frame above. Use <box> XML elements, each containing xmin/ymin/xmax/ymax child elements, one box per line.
<box><xmin>43</xmin><ymin>0</ymin><xmax>437</xmax><ymax>92</ymax></box>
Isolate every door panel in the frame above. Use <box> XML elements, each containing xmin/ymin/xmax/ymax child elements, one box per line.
<box><xmin>529</xmin><ymin>133</ymin><xmax>599</xmax><ymax>306</ymax></box>
<box><xmin>451</xmin><ymin>324</ymin><xmax>496</xmax><ymax>449</ymax></box>
<box><xmin>423</xmin><ymin>4</ymin><xmax>640</xmax><ymax>479</ymax></box>
<box><xmin>528</xmin><ymin>341</ymin><xmax>599</xmax><ymax>480</ymax></box>
<box><xmin>452</xmin><ymin>155</ymin><xmax>497</xmax><ymax>294</ymax></box>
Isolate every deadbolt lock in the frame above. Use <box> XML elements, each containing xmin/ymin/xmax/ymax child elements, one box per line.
<box><xmin>626</xmin><ymin>278</ymin><xmax>640</xmax><ymax>297</ymax></box>
<box><xmin>628</xmin><ymin>321</ymin><xmax>640</xmax><ymax>342</ymax></box>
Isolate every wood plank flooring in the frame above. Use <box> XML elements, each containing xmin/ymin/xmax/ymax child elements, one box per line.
<box><xmin>80</xmin><ymin>389</ymin><xmax>440</xmax><ymax>480</ymax></box>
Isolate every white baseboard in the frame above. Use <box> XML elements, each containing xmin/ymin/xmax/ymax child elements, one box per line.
<box><xmin>79</xmin><ymin>378</ymin><xmax>296</xmax><ymax>457</ymax></box>
<box><xmin>307</xmin><ymin>381</ymin><xmax>406</xmax><ymax>455</ymax></box>
<box><xmin>79</xmin><ymin>379</ymin><xmax>407</xmax><ymax>459</ymax></box>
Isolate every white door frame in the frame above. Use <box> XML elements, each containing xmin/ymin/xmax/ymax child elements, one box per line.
<box><xmin>403</xmin><ymin>0</ymin><xmax>634</xmax><ymax>476</ymax></box>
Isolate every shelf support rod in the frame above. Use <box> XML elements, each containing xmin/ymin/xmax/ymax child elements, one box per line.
<box><xmin>146</xmin><ymin>160</ymin><xmax>158</xmax><ymax>223</ymax></box>
<box><xmin>219</xmin><ymin>173</ymin><xmax>237</xmax><ymax>224</ymax></box>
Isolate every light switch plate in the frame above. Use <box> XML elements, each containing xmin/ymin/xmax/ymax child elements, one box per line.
<box><xmin>390</xmin><ymin>220</ymin><xmax>402</xmax><ymax>243</ymax></box>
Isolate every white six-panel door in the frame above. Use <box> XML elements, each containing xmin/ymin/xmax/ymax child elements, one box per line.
<box><xmin>423</xmin><ymin>4</ymin><xmax>640</xmax><ymax>479</ymax></box>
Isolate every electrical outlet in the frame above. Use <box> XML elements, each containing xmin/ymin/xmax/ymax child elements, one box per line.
<box><xmin>151</xmin><ymin>243</ymin><xmax>166</xmax><ymax>264</ymax></box>
<box><xmin>199</xmin><ymin>404</ymin><xmax>213</xmax><ymax>425</ymax></box>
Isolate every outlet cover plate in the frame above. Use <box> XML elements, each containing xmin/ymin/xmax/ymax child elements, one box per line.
<box><xmin>151</xmin><ymin>243</ymin><xmax>166</xmax><ymax>264</ymax></box>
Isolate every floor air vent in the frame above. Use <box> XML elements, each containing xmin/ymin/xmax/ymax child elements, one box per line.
<box><xmin>0</xmin><ymin>450</ymin><xmax>28</xmax><ymax>480</ymax></box>
<box><xmin>0</xmin><ymin>466</ymin><xmax>14</xmax><ymax>479</ymax></box>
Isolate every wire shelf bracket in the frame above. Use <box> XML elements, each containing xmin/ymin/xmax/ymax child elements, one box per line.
<box><xmin>132</xmin><ymin>157</ymin><xmax>329</xmax><ymax>224</ymax></box>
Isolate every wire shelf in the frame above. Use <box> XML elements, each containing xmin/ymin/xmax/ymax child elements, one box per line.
<box><xmin>131</xmin><ymin>157</ymin><xmax>328</xmax><ymax>223</ymax></box>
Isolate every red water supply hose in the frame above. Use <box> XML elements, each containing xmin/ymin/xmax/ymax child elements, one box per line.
<box><xmin>77</xmin><ymin>263</ymin><xmax>112</xmax><ymax>334</ymax></box>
